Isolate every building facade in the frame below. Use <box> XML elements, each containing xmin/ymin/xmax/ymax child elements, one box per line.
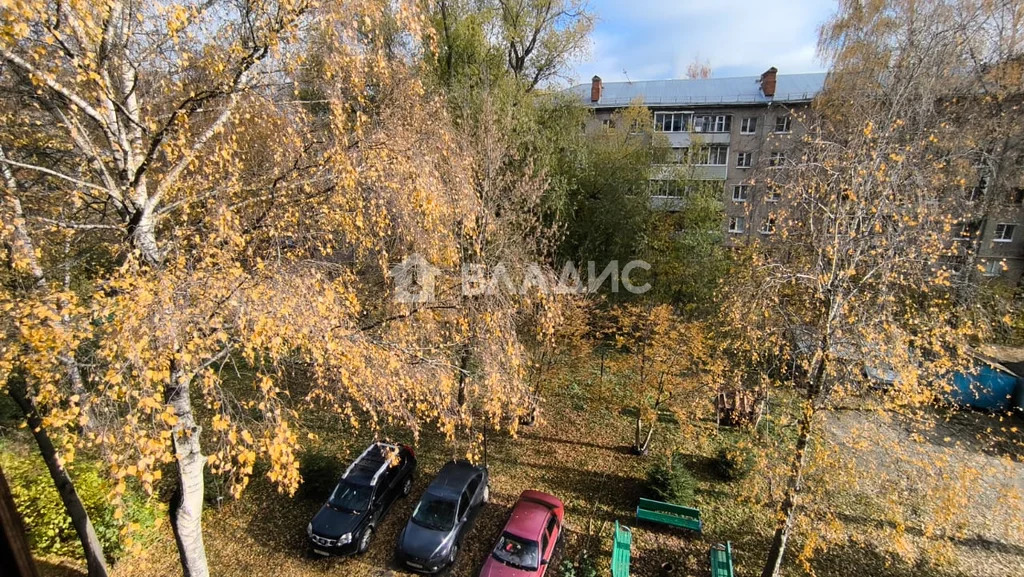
<box><xmin>568</xmin><ymin>67</ymin><xmax>1024</xmax><ymax>284</ymax></box>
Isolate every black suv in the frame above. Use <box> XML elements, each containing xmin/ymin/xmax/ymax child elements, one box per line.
<box><xmin>395</xmin><ymin>460</ymin><xmax>489</xmax><ymax>573</ymax></box>
<box><xmin>307</xmin><ymin>442</ymin><xmax>417</xmax><ymax>556</ymax></box>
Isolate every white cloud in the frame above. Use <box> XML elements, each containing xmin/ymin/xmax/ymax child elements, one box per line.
<box><xmin>566</xmin><ymin>0</ymin><xmax>834</xmax><ymax>86</ymax></box>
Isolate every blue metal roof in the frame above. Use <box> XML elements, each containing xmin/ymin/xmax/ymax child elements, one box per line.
<box><xmin>568</xmin><ymin>72</ymin><xmax>828</xmax><ymax>108</ymax></box>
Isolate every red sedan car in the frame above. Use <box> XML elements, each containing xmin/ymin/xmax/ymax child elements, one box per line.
<box><xmin>478</xmin><ymin>490</ymin><xmax>564</xmax><ymax>577</ymax></box>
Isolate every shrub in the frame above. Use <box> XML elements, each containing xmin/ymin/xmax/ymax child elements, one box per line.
<box><xmin>712</xmin><ymin>439</ymin><xmax>756</xmax><ymax>481</ymax></box>
<box><xmin>0</xmin><ymin>446</ymin><xmax>158</xmax><ymax>561</ymax></box>
<box><xmin>297</xmin><ymin>450</ymin><xmax>343</xmax><ymax>499</ymax></box>
<box><xmin>646</xmin><ymin>455</ymin><xmax>696</xmax><ymax>505</ymax></box>
<box><xmin>558</xmin><ymin>551</ymin><xmax>599</xmax><ymax>577</ymax></box>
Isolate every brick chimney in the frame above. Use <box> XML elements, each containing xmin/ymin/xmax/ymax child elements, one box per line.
<box><xmin>590</xmin><ymin>75</ymin><xmax>602</xmax><ymax>103</ymax></box>
<box><xmin>760</xmin><ymin>67</ymin><xmax>778</xmax><ymax>99</ymax></box>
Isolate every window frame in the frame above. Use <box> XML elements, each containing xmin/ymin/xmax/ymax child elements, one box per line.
<box><xmin>732</xmin><ymin>185</ymin><xmax>750</xmax><ymax>203</ymax></box>
<box><xmin>769</xmin><ymin>151</ymin><xmax>786</xmax><ymax>167</ymax></box>
<box><xmin>694</xmin><ymin>145</ymin><xmax>729</xmax><ymax>166</ymax></box>
<box><xmin>728</xmin><ymin>216</ymin><xmax>746</xmax><ymax>233</ymax></box>
<box><xmin>693</xmin><ymin>114</ymin><xmax>732</xmax><ymax>133</ymax></box>
<box><xmin>954</xmin><ymin>222</ymin><xmax>977</xmax><ymax>241</ymax></box>
<box><xmin>994</xmin><ymin>223</ymin><xmax>1016</xmax><ymax>242</ymax></box>
<box><xmin>760</xmin><ymin>216</ymin><xmax>776</xmax><ymax>235</ymax></box>
<box><xmin>774</xmin><ymin>115</ymin><xmax>792</xmax><ymax>133</ymax></box>
<box><xmin>981</xmin><ymin>260</ymin><xmax>1002</xmax><ymax>277</ymax></box>
<box><xmin>736</xmin><ymin>152</ymin><xmax>752</xmax><ymax>168</ymax></box>
<box><xmin>740</xmin><ymin>117</ymin><xmax>757</xmax><ymax>134</ymax></box>
<box><xmin>653</xmin><ymin>111</ymin><xmax>691</xmax><ymax>133</ymax></box>
<box><xmin>650</xmin><ymin>179</ymin><xmax>687</xmax><ymax>198</ymax></box>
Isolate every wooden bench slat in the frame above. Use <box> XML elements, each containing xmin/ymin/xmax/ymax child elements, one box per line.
<box><xmin>637</xmin><ymin>498</ymin><xmax>701</xmax><ymax>517</ymax></box>
<box><xmin>636</xmin><ymin>498</ymin><xmax>703</xmax><ymax>533</ymax></box>
<box><xmin>709</xmin><ymin>542</ymin><xmax>734</xmax><ymax>577</ymax></box>
<box><xmin>611</xmin><ymin>521</ymin><xmax>632</xmax><ymax>577</ymax></box>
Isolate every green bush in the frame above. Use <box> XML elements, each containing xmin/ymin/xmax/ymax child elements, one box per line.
<box><xmin>297</xmin><ymin>450</ymin><xmax>343</xmax><ymax>499</ymax></box>
<box><xmin>712</xmin><ymin>439</ymin><xmax>756</xmax><ymax>481</ymax></box>
<box><xmin>1</xmin><ymin>447</ymin><xmax>158</xmax><ymax>561</ymax></box>
<box><xmin>558</xmin><ymin>551</ymin><xmax>599</xmax><ymax>577</ymax></box>
<box><xmin>646</xmin><ymin>455</ymin><xmax>696</xmax><ymax>505</ymax></box>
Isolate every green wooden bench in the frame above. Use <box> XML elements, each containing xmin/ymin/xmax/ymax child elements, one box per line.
<box><xmin>709</xmin><ymin>542</ymin><xmax>735</xmax><ymax>577</ymax></box>
<box><xmin>635</xmin><ymin>498</ymin><xmax>703</xmax><ymax>533</ymax></box>
<box><xmin>611</xmin><ymin>520</ymin><xmax>631</xmax><ymax>577</ymax></box>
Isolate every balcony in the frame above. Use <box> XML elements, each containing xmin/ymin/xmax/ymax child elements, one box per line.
<box><xmin>651</xmin><ymin>165</ymin><xmax>728</xmax><ymax>180</ymax></box>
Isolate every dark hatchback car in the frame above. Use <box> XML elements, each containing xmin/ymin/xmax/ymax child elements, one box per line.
<box><xmin>307</xmin><ymin>442</ymin><xmax>416</xmax><ymax>556</ymax></box>
<box><xmin>396</xmin><ymin>460</ymin><xmax>489</xmax><ymax>573</ymax></box>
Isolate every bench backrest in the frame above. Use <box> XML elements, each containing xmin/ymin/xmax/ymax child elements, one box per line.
<box><xmin>709</xmin><ymin>541</ymin><xmax>734</xmax><ymax>577</ymax></box>
<box><xmin>611</xmin><ymin>521</ymin><xmax>632</xmax><ymax>577</ymax></box>
<box><xmin>637</xmin><ymin>498</ymin><xmax>701</xmax><ymax>519</ymax></box>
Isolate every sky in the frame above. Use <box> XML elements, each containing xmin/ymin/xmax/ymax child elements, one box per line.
<box><xmin>568</xmin><ymin>0</ymin><xmax>836</xmax><ymax>86</ymax></box>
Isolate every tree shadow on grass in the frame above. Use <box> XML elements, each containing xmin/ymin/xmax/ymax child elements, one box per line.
<box><xmin>808</xmin><ymin>541</ymin><xmax>963</xmax><ymax>577</ymax></box>
<box><xmin>35</xmin><ymin>559</ymin><xmax>86</xmax><ymax>577</ymax></box>
<box><xmin>486</xmin><ymin>457</ymin><xmax>645</xmax><ymax>521</ymax></box>
<box><xmin>518</xmin><ymin>431</ymin><xmax>635</xmax><ymax>455</ymax></box>
<box><xmin>836</xmin><ymin>512</ymin><xmax>1024</xmax><ymax>559</ymax></box>
<box><xmin>673</xmin><ymin>453</ymin><xmax>721</xmax><ymax>483</ymax></box>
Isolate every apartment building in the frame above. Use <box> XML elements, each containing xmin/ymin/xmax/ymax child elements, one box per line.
<box><xmin>568</xmin><ymin>67</ymin><xmax>1024</xmax><ymax>284</ymax></box>
<box><xmin>570</xmin><ymin>67</ymin><xmax>822</xmax><ymax>240</ymax></box>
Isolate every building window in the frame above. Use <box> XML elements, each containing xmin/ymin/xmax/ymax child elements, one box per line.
<box><xmin>662</xmin><ymin>147</ymin><xmax>688</xmax><ymax>164</ymax></box>
<box><xmin>650</xmin><ymin>180</ymin><xmax>687</xmax><ymax>197</ymax></box>
<box><xmin>981</xmin><ymin>260</ymin><xmax>1003</xmax><ymax>277</ymax></box>
<box><xmin>769</xmin><ymin>152</ymin><xmax>786</xmax><ymax>167</ymax></box>
<box><xmin>728</xmin><ymin>216</ymin><xmax>746</xmax><ymax>233</ymax></box>
<box><xmin>600</xmin><ymin>119</ymin><xmax>613</xmax><ymax>129</ymax></box>
<box><xmin>740</xmin><ymin>117</ymin><xmax>757</xmax><ymax>134</ymax></box>
<box><xmin>694</xmin><ymin>145</ymin><xmax>728</xmax><ymax>166</ymax></box>
<box><xmin>1012</xmin><ymin>188</ymin><xmax>1024</xmax><ymax>204</ymax></box>
<box><xmin>732</xmin><ymin>185</ymin><xmax>750</xmax><ymax>202</ymax></box>
<box><xmin>760</xmin><ymin>216</ymin><xmax>776</xmax><ymax>235</ymax></box>
<box><xmin>736</xmin><ymin>152</ymin><xmax>753</xmax><ymax>168</ymax></box>
<box><xmin>775</xmin><ymin>115</ymin><xmax>792</xmax><ymax>133</ymax></box>
<box><xmin>766</xmin><ymin>185</ymin><xmax>782</xmax><ymax>202</ymax></box>
<box><xmin>693</xmin><ymin>114</ymin><xmax>731</xmax><ymax>133</ymax></box>
<box><xmin>994</xmin><ymin>223</ymin><xmax>1016</xmax><ymax>242</ymax></box>
<box><xmin>954</xmin><ymin>222</ymin><xmax>979</xmax><ymax>241</ymax></box>
<box><xmin>967</xmin><ymin>176</ymin><xmax>988</xmax><ymax>202</ymax></box>
<box><xmin>654</xmin><ymin>112</ymin><xmax>690</xmax><ymax>132</ymax></box>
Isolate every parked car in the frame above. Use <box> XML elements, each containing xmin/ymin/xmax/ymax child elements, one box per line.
<box><xmin>477</xmin><ymin>490</ymin><xmax>564</xmax><ymax>577</ymax></box>
<box><xmin>307</xmin><ymin>441</ymin><xmax>416</xmax><ymax>556</ymax></box>
<box><xmin>396</xmin><ymin>460</ymin><xmax>489</xmax><ymax>573</ymax></box>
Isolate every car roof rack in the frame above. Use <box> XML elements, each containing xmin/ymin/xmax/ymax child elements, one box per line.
<box><xmin>342</xmin><ymin>442</ymin><xmax>399</xmax><ymax>487</ymax></box>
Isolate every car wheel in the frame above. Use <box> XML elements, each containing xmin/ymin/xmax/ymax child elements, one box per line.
<box><xmin>358</xmin><ymin>527</ymin><xmax>373</xmax><ymax>554</ymax></box>
<box><xmin>402</xmin><ymin>477</ymin><xmax>412</xmax><ymax>496</ymax></box>
<box><xmin>482</xmin><ymin>485</ymin><xmax>490</xmax><ymax>504</ymax></box>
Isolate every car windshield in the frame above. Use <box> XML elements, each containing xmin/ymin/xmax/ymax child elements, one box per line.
<box><xmin>328</xmin><ymin>481</ymin><xmax>372</xmax><ymax>512</ymax></box>
<box><xmin>411</xmin><ymin>495</ymin><xmax>457</xmax><ymax>531</ymax></box>
<box><xmin>491</xmin><ymin>533</ymin><xmax>540</xmax><ymax>571</ymax></box>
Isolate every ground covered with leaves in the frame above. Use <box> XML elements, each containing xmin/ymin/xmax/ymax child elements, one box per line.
<box><xmin>19</xmin><ymin>383</ymin><xmax>1024</xmax><ymax>577</ymax></box>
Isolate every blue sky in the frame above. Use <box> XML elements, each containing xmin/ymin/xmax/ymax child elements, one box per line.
<box><xmin>568</xmin><ymin>0</ymin><xmax>836</xmax><ymax>85</ymax></box>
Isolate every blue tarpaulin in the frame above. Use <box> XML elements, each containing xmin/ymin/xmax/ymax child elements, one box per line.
<box><xmin>948</xmin><ymin>361</ymin><xmax>1019</xmax><ymax>411</ymax></box>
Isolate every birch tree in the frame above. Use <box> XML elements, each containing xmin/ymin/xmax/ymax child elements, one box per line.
<box><xmin>718</xmin><ymin>2</ymin><xmax>1024</xmax><ymax>574</ymax></box>
<box><xmin>607</xmin><ymin>304</ymin><xmax>719</xmax><ymax>455</ymax></box>
<box><xmin>0</xmin><ymin>1</ymin><xmax>553</xmax><ymax>575</ymax></box>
